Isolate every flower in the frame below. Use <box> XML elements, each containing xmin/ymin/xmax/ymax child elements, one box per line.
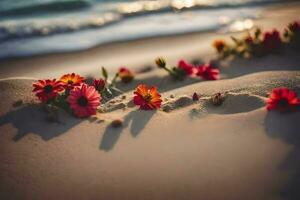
<box><xmin>67</xmin><ymin>83</ymin><xmax>101</xmax><ymax>117</ymax></box>
<box><xmin>212</xmin><ymin>39</ymin><xmax>226</xmax><ymax>53</ymax></box>
<box><xmin>262</xmin><ymin>30</ymin><xmax>282</xmax><ymax>53</ymax></box>
<box><xmin>133</xmin><ymin>84</ymin><xmax>162</xmax><ymax>110</ymax></box>
<box><xmin>266</xmin><ymin>87</ymin><xmax>299</xmax><ymax>112</ymax></box>
<box><xmin>244</xmin><ymin>36</ymin><xmax>254</xmax><ymax>44</ymax></box>
<box><xmin>177</xmin><ymin>59</ymin><xmax>195</xmax><ymax>76</ymax></box>
<box><xmin>118</xmin><ymin>67</ymin><xmax>134</xmax><ymax>83</ymax></box>
<box><xmin>33</xmin><ymin>79</ymin><xmax>64</xmax><ymax>103</ymax></box>
<box><xmin>155</xmin><ymin>57</ymin><xmax>166</xmax><ymax>68</ymax></box>
<box><xmin>60</xmin><ymin>73</ymin><xmax>84</xmax><ymax>89</ymax></box>
<box><xmin>288</xmin><ymin>21</ymin><xmax>300</xmax><ymax>33</ymax></box>
<box><xmin>93</xmin><ymin>79</ymin><xmax>106</xmax><ymax>91</ymax></box>
<box><xmin>196</xmin><ymin>64</ymin><xmax>220</xmax><ymax>80</ymax></box>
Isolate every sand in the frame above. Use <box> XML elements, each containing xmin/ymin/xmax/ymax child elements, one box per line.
<box><xmin>1</xmin><ymin>2</ymin><xmax>300</xmax><ymax>200</ymax></box>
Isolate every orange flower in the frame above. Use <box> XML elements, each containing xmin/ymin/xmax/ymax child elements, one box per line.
<box><xmin>118</xmin><ymin>67</ymin><xmax>134</xmax><ymax>83</ymax></box>
<box><xmin>60</xmin><ymin>73</ymin><xmax>84</xmax><ymax>89</ymax></box>
<box><xmin>212</xmin><ymin>39</ymin><xmax>226</xmax><ymax>53</ymax></box>
<box><xmin>133</xmin><ymin>84</ymin><xmax>162</xmax><ymax>110</ymax></box>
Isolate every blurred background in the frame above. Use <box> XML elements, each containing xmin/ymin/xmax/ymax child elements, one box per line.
<box><xmin>0</xmin><ymin>0</ymin><xmax>296</xmax><ymax>58</ymax></box>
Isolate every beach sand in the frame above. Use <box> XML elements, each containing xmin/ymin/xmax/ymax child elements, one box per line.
<box><xmin>0</xmin><ymin>2</ymin><xmax>300</xmax><ymax>200</ymax></box>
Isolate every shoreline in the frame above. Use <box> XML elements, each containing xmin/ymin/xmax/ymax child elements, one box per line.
<box><xmin>0</xmin><ymin>2</ymin><xmax>299</xmax><ymax>79</ymax></box>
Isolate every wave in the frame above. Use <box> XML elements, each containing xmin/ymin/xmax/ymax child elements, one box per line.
<box><xmin>0</xmin><ymin>0</ymin><xmax>296</xmax><ymax>43</ymax></box>
<box><xmin>0</xmin><ymin>0</ymin><xmax>91</xmax><ymax>17</ymax></box>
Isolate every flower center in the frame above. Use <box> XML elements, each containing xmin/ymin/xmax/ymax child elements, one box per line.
<box><xmin>44</xmin><ymin>85</ymin><xmax>53</xmax><ymax>93</ymax></box>
<box><xmin>143</xmin><ymin>93</ymin><xmax>152</xmax><ymax>102</ymax></box>
<box><xmin>202</xmin><ymin>70</ymin><xmax>209</xmax><ymax>77</ymax></box>
<box><xmin>278</xmin><ymin>98</ymin><xmax>289</xmax><ymax>107</ymax></box>
<box><xmin>77</xmin><ymin>96</ymin><xmax>88</xmax><ymax>107</ymax></box>
<box><xmin>68</xmin><ymin>80</ymin><xmax>74</xmax><ymax>84</ymax></box>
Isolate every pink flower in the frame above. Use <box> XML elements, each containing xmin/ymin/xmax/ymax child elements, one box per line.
<box><xmin>178</xmin><ymin>59</ymin><xmax>195</xmax><ymax>76</ymax></box>
<box><xmin>196</xmin><ymin>64</ymin><xmax>220</xmax><ymax>80</ymax></box>
<box><xmin>262</xmin><ymin>30</ymin><xmax>282</xmax><ymax>53</ymax></box>
<box><xmin>67</xmin><ymin>84</ymin><xmax>101</xmax><ymax>117</ymax></box>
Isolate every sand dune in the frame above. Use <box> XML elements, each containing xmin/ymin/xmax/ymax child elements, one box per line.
<box><xmin>0</xmin><ymin>69</ymin><xmax>300</xmax><ymax>200</ymax></box>
<box><xmin>1</xmin><ymin>2</ymin><xmax>300</xmax><ymax>200</ymax></box>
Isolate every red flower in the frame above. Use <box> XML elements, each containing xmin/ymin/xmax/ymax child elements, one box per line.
<box><xmin>118</xmin><ymin>67</ymin><xmax>134</xmax><ymax>83</ymax></box>
<box><xmin>67</xmin><ymin>83</ymin><xmax>101</xmax><ymax>117</ymax></box>
<box><xmin>196</xmin><ymin>64</ymin><xmax>220</xmax><ymax>80</ymax></box>
<box><xmin>32</xmin><ymin>79</ymin><xmax>64</xmax><ymax>103</ymax></box>
<box><xmin>60</xmin><ymin>73</ymin><xmax>84</xmax><ymax>89</ymax></box>
<box><xmin>133</xmin><ymin>84</ymin><xmax>162</xmax><ymax>110</ymax></box>
<box><xmin>289</xmin><ymin>21</ymin><xmax>300</xmax><ymax>33</ymax></box>
<box><xmin>266</xmin><ymin>87</ymin><xmax>299</xmax><ymax>112</ymax></box>
<box><xmin>93</xmin><ymin>79</ymin><xmax>106</xmax><ymax>91</ymax></box>
<box><xmin>244</xmin><ymin>36</ymin><xmax>254</xmax><ymax>44</ymax></box>
<box><xmin>262</xmin><ymin>30</ymin><xmax>282</xmax><ymax>52</ymax></box>
<box><xmin>177</xmin><ymin>59</ymin><xmax>195</xmax><ymax>76</ymax></box>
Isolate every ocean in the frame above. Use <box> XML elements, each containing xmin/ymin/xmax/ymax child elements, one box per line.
<box><xmin>0</xmin><ymin>0</ymin><xmax>295</xmax><ymax>58</ymax></box>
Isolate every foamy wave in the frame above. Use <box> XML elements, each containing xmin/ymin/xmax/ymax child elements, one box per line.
<box><xmin>0</xmin><ymin>12</ymin><xmax>121</xmax><ymax>41</ymax></box>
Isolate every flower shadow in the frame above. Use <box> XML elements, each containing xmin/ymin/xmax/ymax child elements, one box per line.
<box><xmin>0</xmin><ymin>104</ymin><xmax>82</xmax><ymax>141</ymax></box>
<box><xmin>99</xmin><ymin>110</ymin><xmax>155</xmax><ymax>151</ymax></box>
<box><xmin>265</xmin><ymin>110</ymin><xmax>300</xmax><ymax>200</ymax></box>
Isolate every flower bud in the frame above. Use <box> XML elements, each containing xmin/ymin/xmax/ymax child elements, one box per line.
<box><xmin>211</xmin><ymin>92</ymin><xmax>224</xmax><ymax>106</ymax></box>
<box><xmin>93</xmin><ymin>79</ymin><xmax>106</xmax><ymax>91</ymax></box>
<box><xmin>155</xmin><ymin>57</ymin><xmax>166</xmax><ymax>68</ymax></box>
<box><xmin>118</xmin><ymin>67</ymin><xmax>134</xmax><ymax>83</ymax></box>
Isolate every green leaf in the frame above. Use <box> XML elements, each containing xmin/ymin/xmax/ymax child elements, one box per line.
<box><xmin>231</xmin><ymin>36</ymin><xmax>241</xmax><ymax>46</ymax></box>
<box><xmin>101</xmin><ymin>67</ymin><xmax>108</xmax><ymax>80</ymax></box>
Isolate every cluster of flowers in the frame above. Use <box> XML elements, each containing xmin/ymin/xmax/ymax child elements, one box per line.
<box><xmin>32</xmin><ymin>71</ymin><xmax>299</xmax><ymax>119</ymax></box>
<box><xmin>32</xmin><ymin>67</ymin><xmax>135</xmax><ymax>118</ymax></box>
<box><xmin>155</xmin><ymin>57</ymin><xmax>220</xmax><ymax>81</ymax></box>
<box><xmin>213</xmin><ymin>21</ymin><xmax>300</xmax><ymax>59</ymax></box>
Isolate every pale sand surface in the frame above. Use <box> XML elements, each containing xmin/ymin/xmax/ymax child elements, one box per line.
<box><xmin>1</xmin><ymin>2</ymin><xmax>300</xmax><ymax>200</ymax></box>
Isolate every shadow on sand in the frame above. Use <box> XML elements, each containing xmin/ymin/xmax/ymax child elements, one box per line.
<box><xmin>265</xmin><ymin>110</ymin><xmax>300</xmax><ymax>200</ymax></box>
<box><xmin>0</xmin><ymin>104</ymin><xmax>83</xmax><ymax>141</ymax></box>
<box><xmin>99</xmin><ymin>110</ymin><xmax>155</xmax><ymax>151</ymax></box>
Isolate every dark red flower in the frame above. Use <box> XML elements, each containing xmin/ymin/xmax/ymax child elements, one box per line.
<box><xmin>177</xmin><ymin>59</ymin><xmax>195</xmax><ymax>76</ymax></box>
<box><xmin>118</xmin><ymin>67</ymin><xmax>134</xmax><ymax>83</ymax></box>
<box><xmin>32</xmin><ymin>79</ymin><xmax>64</xmax><ymax>103</ymax></box>
<box><xmin>289</xmin><ymin>21</ymin><xmax>300</xmax><ymax>33</ymax></box>
<box><xmin>266</xmin><ymin>87</ymin><xmax>299</xmax><ymax>112</ymax></box>
<box><xmin>196</xmin><ymin>64</ymin><xmax>220</xmax><ymax>80</ymax></box>
<box><xmin>93</xmin><ymin>79</ymin><xmax>106</xmax><ymax>91</ymax></box>
<box><xmin>244</xmin><ymin>36</ymin><xmax>254</xmax><ymax>44</ymax></box>
<box><xmin>262</xmin><ymin>30</ymin><xmax>282</xmax><ymax>53</ymax></box>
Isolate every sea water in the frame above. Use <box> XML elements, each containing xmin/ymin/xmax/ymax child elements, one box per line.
<box><xmin>0</xmin><ymin>0</ymin><xmax>294</xmax><ymax>58</ymax></box>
